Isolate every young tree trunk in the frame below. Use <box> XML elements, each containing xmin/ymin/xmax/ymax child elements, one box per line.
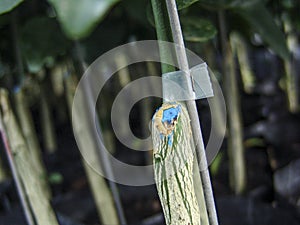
<box><xmin>0</xmin><ymin>89</ymin><xmax>59</xmax><ymax>225</ymax></box>
<box><xmin>14</xmin><ymin>88</ymin><xmax>51</xmax><ymax>199</ymax></box>
<box><xmin>65</xmin><ymin>74</ymin><xmax>120</xmax><ymax>225</ymax></box>
<box><xmin>152</xmin><ymin>102</ymin><xmax>200</xmax><ymax>225</ymax></box>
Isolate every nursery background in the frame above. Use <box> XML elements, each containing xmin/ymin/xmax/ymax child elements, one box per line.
<box><xmin>0</xmin><ymin>0</ymin><xmax>300</xmax><ymax>225</ymax></box>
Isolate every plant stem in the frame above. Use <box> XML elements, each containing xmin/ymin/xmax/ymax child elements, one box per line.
<box><xmin>150</xmin><ymin>0</ymin><xmax>176</xmax><ymax>74</ymax></box>
<box><xmin>14</xmin><ymin>88</ymin><xmax>51</xmax><ymax>199</ymax></box>
<box><xmin>10</xmin><ymin>11</ymin><xmax>24</xmax><ymax>84</ymax></box>
<box><xmin>283</xmin><ymin>15</ymin><xmax>299</xmax><ymax>113</ymax></box>
<box><xmin>0</xmin><ymin>89</ymin><xmax>59</xmax><ymax>225</ymax></box>
<box><xmin>151</xmin><ymin>0</ymin><xmax>219</xmax><ymax>224</ymax></box>
<box><xmin>218</xmin><ymin>11</ymin><xmax>246</xmax><ymax>195</ymax></box>
<box><xmin>165</xmin><ymin>1</ymin><xmax>219</xmax><ymax>225</ymax></box>
<box><xmin>73</xmin><ymin>41</ymin><xmax>127</xmax><ymax>225</ymax></box>
<box><xmin>230</xmin><ymin>32</ymin><xmax>255</xmax><ymax>94</ymax></box>
<box><xmin>40</xmin><ymin>79</ymin><xmax>57</xmax><ymax>154</ymax></box>
<box><xmin>65</xmin><ymin>73</ymin><xmax>121</xmax><ymax>225</ymax></box>
<box><xmin>0</xmin><ymin>95</ymin><xmax>34</xmax><ymax>225</ymax></box>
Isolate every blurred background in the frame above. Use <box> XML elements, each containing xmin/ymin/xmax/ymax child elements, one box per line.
<box><xmin>0</xmin><ymin>0</ymin><xmax>300</xmax><ymax>225</ymax></box>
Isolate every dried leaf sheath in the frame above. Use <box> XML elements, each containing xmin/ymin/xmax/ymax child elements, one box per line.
<box><xmin>152</xmin><ymin>102</ymin><xmax>200</xmax><ymax>225</ymax></box>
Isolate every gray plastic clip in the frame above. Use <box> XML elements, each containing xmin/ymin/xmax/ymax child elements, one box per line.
<box><xmin>162</xmin><ymin>63</ymin><xmax>214</xmax><ymax>102</ymax></box>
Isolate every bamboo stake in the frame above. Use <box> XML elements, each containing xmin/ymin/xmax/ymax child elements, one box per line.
<box><xmin>14</xmin><ymin>87</ymin><xmax>51</xmax><ymax>199</ymax></box>
<box><xmin>218</xmin><ymin>11</ymin><xmax>246</xmax><ymax>194</ymax></box>
<box><xmin>65</xmin><ymin>73</ymin><xmax>120</xmax><ymax>225</ymax></box>
<box><xmin>0</xmin><ymin>89</ymin><xmax>59</xmax><ymax>225</ymax></box>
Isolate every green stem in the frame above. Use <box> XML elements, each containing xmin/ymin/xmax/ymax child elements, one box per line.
<box><xmin>151</xmin><ymin>0</ymin><xmax>176</xmax><ymax>74</ymax></box>
<box><xmin>40</xmin><ymin>81</ymin><xmax>57</xmax><ymax>154</ymax></box>
<box><xmin>230</xmin><ymin>32</ymin><xmax>255</xmax><ymax>94</ymax></box>
<box><xmin>283</xmin><ymin>15</ymin><xmax>299</xmax><ymax>113</ymax></box>
<box><xmin>218</xmin><ymin>11</ymin><xmax>246</xmax><ymax>195</ymax></box>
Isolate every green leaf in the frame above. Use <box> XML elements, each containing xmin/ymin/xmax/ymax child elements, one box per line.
<box><xmin>0</xmin><ymin>0</ymin><xmax>23</xmax><ymax>15</ymax></box>
<box><xmin>182</xmin><ymin>17</ymin><xmax>217</xmax><ymax>42</ymax></box>
<box><xmin>210</xmin><ymin>152</ymin><xmax>223</xmax><ymax>176</ymax></box>
<box><xmin>176</xmin><ymin>0</ymin><xmax>198</xmax><ymax>10</ymax></box>
<box><xmin>21</xmin><ymin>17</ymin><xmax>70</xmax><ymax>73</ymax></box>
<box><xmin>123</xmin><ymin>0</ymin><xmax>149</xmax><ymax>26</ymax></box>
<box><xmin>48</xmin><ymin>0</ymin><xmax>120</xmax><ymax>40</ymax></box>
<box><xmin>235</xmin><ymin>3</ymin><xmax>290</xmax><ymax>60</ymax></box>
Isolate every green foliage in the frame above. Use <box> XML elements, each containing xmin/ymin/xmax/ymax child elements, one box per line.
<box><xmin>210</xmin><ymin>152</ymin><xmax>223</xmax><ymax>176</ymax></box>
<box><xmin>182</xmin><ymin>16</ymin><xmax>217</xmax><ymax>42</ymax></box>
<box><xmin>0</xmin><ymin>0</ymin><xmax>23</xmax><ymax>15</ymax></box>
<box><xmin>20</xmin><ymin>17</ymin><xmax>69</xmax><ymax>73</ymax></box>
<box><xmin>48</xmin><ymin>0</ymin><xmax>120</xmax><ymax>40</ymax></box>
<box><xmin>48</xmin><ymin>172</ymin><xmax>63</xmax><ymax>184</ymax></box>
<box><xmin>123</xmin><ymin>0</ymin><xmax>149</xmax><ymax>26</ymax></box>
<box><xmin>198</xmin><ymin>0</ymin><xmax>261</xmax><ymax>10</ymax></box>
<box><xmin>235</xmin><ymin>3</ymin><xmax>290</xmax><ymax>60</ymax></box>
<box><xmin>176</xmin><ymin>0</ymin><xmax>198</xmax><ymax>10</ymax></box>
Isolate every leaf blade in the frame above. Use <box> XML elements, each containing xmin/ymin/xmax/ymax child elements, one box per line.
<box><xmin>235</xmin><ymin>3</ymin><xmax>290</xmax><ymax>60</ymax></box>
<box><xmin>182</xmin><ymin>16</ymin><xmax>217</xmax><ymax>42</ymax></box>
<box><xmin>176</xmin><ymin>0</ymin><xmax>199</xmax><ymax>10</ymax></box>
<box><xmin>48</xmin><ymin>0</ymin><xmax>120</xmax><ymax>40</ymax></box>
<box><xmin>0</xmin><ymin>0</ymin><xmax>23</xmax><ymax>15</ymax></box>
